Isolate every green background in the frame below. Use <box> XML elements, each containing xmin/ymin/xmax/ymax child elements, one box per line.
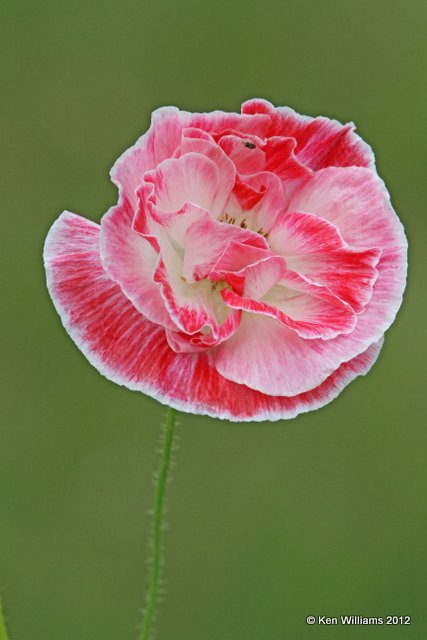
<box><xmin>1</xmin><ymin>0</ymin><xmax>426</xmax><ymax>638</ymax></box>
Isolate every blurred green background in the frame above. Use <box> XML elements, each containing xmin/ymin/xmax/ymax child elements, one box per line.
<box><xmin>1</xmin><ymin>0</ymin><xmax>426</xmax><ymax>638</ymax></box>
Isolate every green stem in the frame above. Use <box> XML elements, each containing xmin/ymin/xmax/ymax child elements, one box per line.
<box><xmin>140</xmin><ymin>407</ymin><xmax>177</xmax><ymax>640</ymax></box>
<box><xmin>0</xmin><ymin>600</ymin><xmax>10</xmax><ymax>640</ymax></box>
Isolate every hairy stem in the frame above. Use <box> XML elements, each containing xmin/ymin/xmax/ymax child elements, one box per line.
<box><xmin>0</xmin><ymin>600</ymin><xmax>9</xmax><ymax>640</ymax></box>
<box><xmin>140</xmin><ymin>407</ymin><xmax>177</xmax><ymax>640</ymax></box>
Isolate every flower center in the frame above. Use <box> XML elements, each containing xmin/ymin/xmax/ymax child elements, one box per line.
<box><xmin>219</xmin><ymin>212</ymin><xmax>269</xmax><ymax>240</ymax></box>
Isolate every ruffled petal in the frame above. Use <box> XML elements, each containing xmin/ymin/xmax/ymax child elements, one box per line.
<box><xmin>287</xmin><ymin>167</ymin><xmax>402</xmax><ymax>249</ymax></box>
<box><xmin>269</xmin><ymin>210</ymin><xmax>381</xmax><ymax>311</ymax></box>
<box><xmin>222</xmin><ymin>268</ymin><xmax>357</xmax><ymax>341</ymax></box>
<box><xmin>223</xmin><ymin>291</ymin><xmax>356</xmax><ymax>340</ymax></box>
<box><xmin>209</xmin><ymin>336</ymin><xmax>383</xmax><ymax>420</ymax></box>
<box><xmin>226</xmin><ymin>171</ymin><xmax>287</xmax><ymax>234</ymax></box>
<box><xmin>183</xmin><ymin>212</ymin><xmax>268</xmax><ymax>283</ymax></box>
<box><xmin>214</xmin><ymin>185</ymin><xmax>406</xmax><ymax>398</ymax></box>
<box><xmin>232</xmin><ymin>177</ymin><xmax>267</xmax><ymax>211</ymax></box>
<box><xmin>241</xmin><ymin>99</ymin><xmax>375</xmax><ymax>170</ymax></box>
<box><xmin>111</xmin><ymin>107</ymin><xmax>190</xmax><ymax>208</ymax></box>
<box><xmin>174</xmin><ymin>134</ymin><xmax>236</xmax><ymax>217</ymax></box>
<box><xmin>43</xmin><ymin>211</ymin><xmax>383</xmax><ymax>421</ymax></box>
<box><xmin>188</xmin><ymin>109</ymin><xmax>271</xmax><ymax>139</ymax></box>
<box><xmin>142</xmin><ymin>153</ymin><xmax>221</xmax><ymax>215</ymax></box>
<box><xmin>218</xmin><ymin>131</ymin><xmax>310</xmax><ymax>181</ymax></box>
<box><xmin>110</xmin><ymin>106</ymin><xmax>268</xmax><ymax>212</ymax></box>
<box><xmin>110</xmin><ymin>101</ymin><xmax>375</xmax><ymax>215</ymax></box>
<box><xmin>153</xmin><ymin>259</ymin><xmax>232</xmax><ymax>336</ymax></box>
<box><xmin>218</xmin><ymin>134</ymin><xmax>266</xmax><ymax>175</ymax></box>
<box><xmin>209</xmin><ymin>242</ymin><xmax>273</xmax><ymax>293</ymax></box>
<box><xmin>284</xmin><ymin>167</ymin><xmax>407</xmax><ymax>348</ymax></box>
<box><xmin>263</xmin><ymin>136</ymin><xmax>312</xmax><ymax>180</ymax></box>
<box><xmin>213</xmin><ymin>182</ymin><xmax>406</xmax><ymax>397</ymax></box>
<box><xmin>99</xmin><ymin>196</ymin><xmax>175</xmax><ymax>328</ymax></box>
<box><xmin>44</xmin><ymin>212</ymin><xmax>180</xmax><ymax>394</ymax></box>
<box><xmin>165</xmin><ymin>303</ymin><xmax>241</xmax><ymax>353</ymax></box>
<box><xmin>210</xmin><ymin>243</ymin><xmax>356</xmax><ymax>339</ymax></box>
<box><xmin>213</xmin><ymin>312</ymin><xmax>361</xmax><ymax>396</ymax></box>
<box><xmin>134</xmin><ymin>200</ymin><xmax>267</xmax><ymax>339</ymax></box>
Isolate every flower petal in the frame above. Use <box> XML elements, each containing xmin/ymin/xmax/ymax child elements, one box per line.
<box><xmin>218</xmin><ymin>134</ymin><xmax>266</xmax><ymax>175</ymax></box>
<box><xmin>183</xmin><ymin>213</ymin><xmax>268</xmax><ymax>283</ymax></box>
<box><xmin>165</xmin><ymin>303</ymin><xmax>241</xmax><ymax>353</ymax></box>
<box><xmin>223</xmin><ymin>291</ymin><xmax>356</xmax><ymax>340</ymax></box>
<box><xmin>222</xmin><ymin>279</ymin><xmax>357</xmax><ymax>341</ymax></box>
<box><xmin>209</xmin><ymin>242</ymin><xmax>273</xmax><ymax>293</ymax></box>
<box><xmin>285</xmin><ymin>167</ymin><xmax>407</xmax><ymax>347</ymax></box>
<box><xmin>214</xmin><ymin>185</ymin><xmax>405</xmax><ymax>398</ymax></box>
<box><xmin>226</xmin><ymin>171</ymin><xmax>287</xmax><ymax>234</ymax></box>
<box><xmin>99</xmin><ymin>196</ymin><xmax>175</xmax><ymax>328</ymax></box>
<box><xmin>44</xmin><ymin>212</ymin><xmax>180</xmax><ymax>395</ymax></box>
<box><xmin>43</xmin><ymin>211</ymin><xmax>383</xmax><ymax>421</ymax></box>
<box><xmin>111</xmin><ymin>105</ymin><xmax>267</xmax><ymax>212</ymax></box>
<box><xmin>263</xmin><ymin>136</ymin><xmax>312</xmax><ymax>180</ymax></box>
<box><xmin>241</xmin><ymin>99</ymin><xmax>375</xmax><ymax>170</ymax></box>
<box><xmin>213</xmin><ymin>179</ymin><xmax>406</xmax><ymax>396</ymax></box>
<box><xmin>142</xmin><ymin>152</ymin><xmax>221</xmax><ymax>214</ymax></box>
<box><xmin>287</xmin><ymin>167</ymin><xmax>402</xmax><ymax>248</ymax></box>
<box><xmin>111</xmin><ymin>107</ymin><xmax>190</xmax><ymax>208</ymax></box>
<box><xmin>269</xmin><ymin>210</ymin><xmax>381</xmax><ymax>311</ymax></box>
<box><xmin>207</xmin><ymin>335</ymin><xmax>383</xmax><ymax>420</ymax></box>
<box><xmin>153</xmin><ymin>259</ymin><xmax>230</xmax><ymax>336</ymax></box>
<box><xmin>213</xmin><ymin>312</ymin><xmax>360</xmax><ymax>395</ymax></box>
<box><xmin>188</xmin><ymin>109</ymin><xmax>271</xmax><ymax>138</ymax></box>
<box><xmin>174</xmin><ymin>134</ymin><xmax>236</xmax><ymax>217</ymax></box>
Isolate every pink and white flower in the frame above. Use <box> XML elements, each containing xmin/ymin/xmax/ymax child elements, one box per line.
<box><xmin>43</xmin><ymin>99</ymin><xmax>407</xmax><ymax>421</ymax></box>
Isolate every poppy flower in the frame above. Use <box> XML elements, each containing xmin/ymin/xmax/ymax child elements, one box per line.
<box><xmin>44</xmin><ymin>99</ymin><xmax>407</xmax><ymax>421</ymax></box>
